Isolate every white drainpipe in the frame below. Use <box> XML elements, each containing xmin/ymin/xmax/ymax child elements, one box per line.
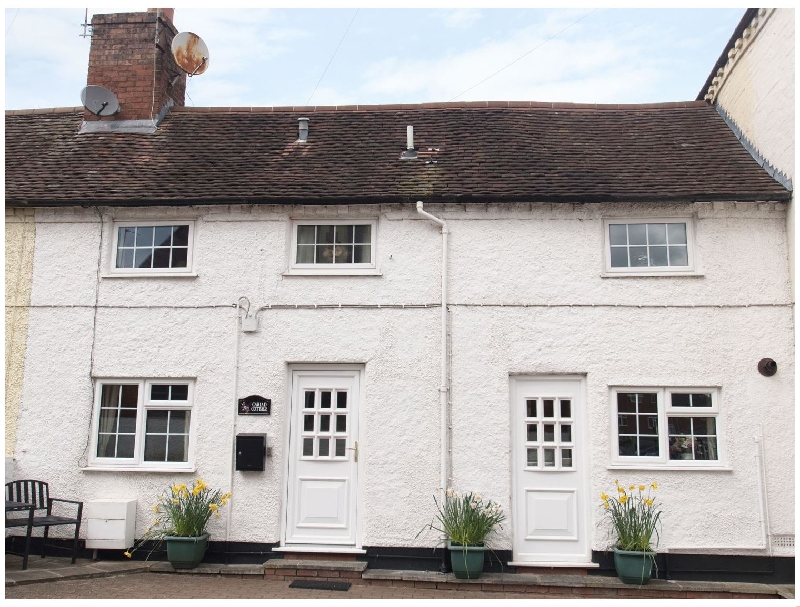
<box><xmin>416</xmin><ymin>201</ymin><xmax>450</xmax><ymax>502</ymax></box>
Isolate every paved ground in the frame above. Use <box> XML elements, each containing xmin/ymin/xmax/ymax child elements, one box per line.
<box><xmin>5</xmin><ymin>571</ymin><xmax>578</xmax><ymax>600</ymax></box>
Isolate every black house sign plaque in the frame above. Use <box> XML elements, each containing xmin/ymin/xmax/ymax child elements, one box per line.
<box><xmin>238</xmin><ymin>395</ymin><xmax>271</xmax><ymax>415</ymax></box>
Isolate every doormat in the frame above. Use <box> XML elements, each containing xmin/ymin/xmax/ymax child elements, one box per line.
<box><xmin>289</xmin><ymin>580</ymin><xmax>351</xmax><ymax>592</ymax></box>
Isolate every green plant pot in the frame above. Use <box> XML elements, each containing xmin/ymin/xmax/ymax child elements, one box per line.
<box><xmin>165</xmin><ymin>533</ymin><xmax>210</xmax><ymax>569</ymax></box>
<box><xmin>448</xmin><ymin>542</ymin><xmax>485</xmax><ymax>579</ymax></box>
<box><xmin>613</xmin><ymin>548</ymin><xmax>654</xmax><ymax>585</ymax></box>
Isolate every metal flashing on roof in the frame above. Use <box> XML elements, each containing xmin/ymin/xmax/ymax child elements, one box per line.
<box><xmin>78</xmin><ymin>119</ymin><xmax>158</xmax><ymax>134</ymax></box>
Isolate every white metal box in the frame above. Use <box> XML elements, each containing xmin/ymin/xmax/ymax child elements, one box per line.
<box><xmin>85</xmin><ymin>499</ymin><xmax>137</xmax><ymax>550</ymax></box>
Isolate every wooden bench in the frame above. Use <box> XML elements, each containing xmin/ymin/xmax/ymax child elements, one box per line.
<box><xmin>5</xmin><ymin>480</ymin><xmax>83</xmax><ymax>568</ymax></box>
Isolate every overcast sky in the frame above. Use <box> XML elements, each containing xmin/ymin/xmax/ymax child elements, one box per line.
<box><xmin>5</xmin><ymin>6</ymin><xmax>746</xmax><ymax>110</ymax></box>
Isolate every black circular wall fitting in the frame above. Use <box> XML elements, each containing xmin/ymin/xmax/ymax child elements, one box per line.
<box><xmin>757</xmin><ymin>358</ymin><xmax>777</xmax><ymax>377</ymax></box>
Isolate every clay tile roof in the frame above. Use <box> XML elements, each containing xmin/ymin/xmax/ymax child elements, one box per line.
<box><xmin>4</xmin><ymin>101</ymin><xmax>790</xmax><ymax>206</ymax></box>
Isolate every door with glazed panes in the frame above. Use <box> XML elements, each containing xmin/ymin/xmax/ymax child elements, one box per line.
<box><xmin>511</xmin><ymin>376</ymin><xmax>592</xmax><ymax>564</ymax></box>
<box><xmin>284</xmin><ymin>369</ymin><xmax>360</xmax><ymax>547</ymax></box>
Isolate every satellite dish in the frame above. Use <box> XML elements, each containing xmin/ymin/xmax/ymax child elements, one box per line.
<box><xmin>171</xmin><ymin>31</ymin><xmax>210</xmax><ymax>76</ymax></box>
<box><xmin>80</xmin><ymin>85</ymin><xmax>120</xmax><ymax>117</ymax></box>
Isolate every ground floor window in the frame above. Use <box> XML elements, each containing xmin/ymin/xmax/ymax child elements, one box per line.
<box><xmin>90</xmin><ymin>379</ymin><xmax>195</xmax><ymax>469</ymax></box>
<box><xmin>611</xmin><ymin>387</ymin><xmax>721</xmax><ymax>467</ymax></box>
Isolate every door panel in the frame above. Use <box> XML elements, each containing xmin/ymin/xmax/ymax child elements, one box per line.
<box><xmin>512</xmin><ymin>377</ymin><xmax>590</xmax><ymax>564</ymax></box>
<box><xmin>285</xmin><ymin>370</ymin><xmax>360</xmax><ymax>546</ymax></box>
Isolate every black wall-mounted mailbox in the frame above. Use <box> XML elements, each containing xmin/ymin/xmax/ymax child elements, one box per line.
<box><xmin>236</xmin><ymin>434</ymin><xmax>267</xmax><ymax>471</ymax></box>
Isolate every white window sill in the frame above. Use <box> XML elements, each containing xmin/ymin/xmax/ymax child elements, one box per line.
<box><xmin>102</xmin><ymin>272</ymin><xmax>198</xmax><ymax>279</ymax></box>
<box><xmin>283</xmin><ymin>268</ymin><xmax>382</xmax><ymax>277</ymax></box>
<box><xmin>601</xmin><ymin>271</ymin><xmax>703</xmax><ymax>278</ymax></box>
<box><xmin>81</xmin><ymin>466</ymin><xmax>196</xmax><ymax>473</ymax></box>
<box><xmin>608</xmin><ymin>464</ymin><xmax>731</xmax><ymax>472</ymax></box>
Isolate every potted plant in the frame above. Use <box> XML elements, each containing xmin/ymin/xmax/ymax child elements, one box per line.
<box><xmin>601</xmin><ymin>480</ymin><xmax>662</xmax><ymax>585</ymax></box>
<box><xmin>418</xmin><ymin>489</ymin><xmax>506</xmax><ymax>579</ymax></box>
<box><xmin>124</xmin><ymin>479</ymin><xmax>231</xmax><ymax>569</ymax></box>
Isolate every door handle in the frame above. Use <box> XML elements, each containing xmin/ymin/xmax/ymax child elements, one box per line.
<box><xmin>346</xmin><ymin>441</ymin><xmax>358</xmax><ymax>462</ymax></box>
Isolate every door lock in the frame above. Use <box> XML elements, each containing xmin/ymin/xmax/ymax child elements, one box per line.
<box><xmin>346</xmin><ymin>441</ymin><xmax>359</xmax><ymax>462</ymax></box>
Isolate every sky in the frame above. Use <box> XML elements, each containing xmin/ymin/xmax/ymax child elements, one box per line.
<box><xmin>4</xmin><ymin>6</ymin><xmax>747</xmax><ymax>110</ymax></box>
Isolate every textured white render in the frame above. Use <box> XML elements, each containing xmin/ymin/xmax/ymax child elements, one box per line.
<box><xmin>709</xmin><ymin>8</ymin><xmax>795</xmax><ymax>289</ymax></box>
<box><xmin>15</xmin><ymin>201</ymin><xmax>793</xmax><ymax>555</ymax></box>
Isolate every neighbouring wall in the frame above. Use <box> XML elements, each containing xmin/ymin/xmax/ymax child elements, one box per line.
<box><xmin>5</xmin><ymin>207</ymin><xmax>36</xmax><ymax>462</ymax></box>
<box><xmin>13</xmin><ymin>201</ymin><xmax>794</xmax><ymax>556</ymax></box>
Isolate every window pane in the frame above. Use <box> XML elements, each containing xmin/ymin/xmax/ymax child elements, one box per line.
<box><xmin>649</xmin><ymin>246</ymin><xmax>668</xmax><ymax>266</ymax></box>
<box><xmin>334</xmin><ymin>245</ymin><xmax>353</xmax><ymax>263</ymax></box>
<box><xmin>647</xmin><ymin>223</ymin><xmax>667</xmax><ymax>245</ymax></box>
<box><xmin>167</xmin><ymin>436</ymin><xmax>188</xmax><ymax>462</ymax></box>
<box><xmin>171</xmin><ymin>385</ymin><xmax>189</xmax><ymax>400</ymax></box>
<box><xmin>628</xmin><ymin>224</ymin><xmax>646</xmax><ymax>245</ymax></box>
<box><xmin>543</xmin><ymin>448</ymin><xmax>556</xmax><ymax>467</ymax></box>
<box><xmin>560</xmin><ymin>400</ymin><xmax>571</xmax><ymax>418</ymax></box>
<box><xmin>117</xmin><ymin>435</ymin><xmax>135</xmax><ymax>458</ymax></box>
<box><xmin>609</xmin><ymin>224</ymin><xmax>627</xmax><ymax>246</ymax></box>
<box><xmin>116</xmin><ymin>248</ymin><xmax>134</xmax><ymax>268</ymax></box>
<box><xmin>526</xmin><ymin>399</ymin><xmax>537</xmax><ymax>418</ymax></box>
<box><xmin>671</xmin><ymin>393</ymin><xmax>691</xmax><ymax>407</ymax></box>
<box><xmin>134</xmin><ymin>249</ymin><xmax>152</xmax><ymax>269</ymax></box>
<box><xmin>527</xmin><ymin>448</ymin><xmax>538</xmax><ymax>467</ymax></box>
<box><xmin>668</xmin><ymin>417</ymin><xmax>691</xmax><ymax>435</ymax></box>
<box><xmin>304</xmin><ymin>414</ymin><xmax>314</xmax><ymax>432</ymax></box>
<box><xmin>119</xmin><ymin>227</ymin><xmax>136</xmax><ymax>247</ymax></box>
<box><xmin>169</xmin><ymin>411</ymin><xmax>189</xmax><ymax>433</ymax></box>
<box><xmin>144</xmin><ymin>435</ymin><xmax>167</xmax><ymax>461</ymax></box>
<box><xmin>151</xmin><ymin>385</ymin><xmax>170</xmax><ymax>400</ymax></box>
<box><xmin>543</xmin><ymin>424</ymin><xmax>555</xmax><ymax>442</ymax></box>
<box><xmin>638</xmin><ymin>415</ymin><xmax>658</xmax><ymax>435</ymax></box>
<box><xmin>97</xmin><ymin>434</ymin><xmax>116</xmax><ymax>458</ymax></box>
<box><xmin>691</xmin><ymin>393</ymin><xmax>711</xmax><ymax>407</ymax></box>
<box><xmin>692</xmin><ymin>417</ymin><xmax>716</xmax><ymax>435</ymax></box>
<box><xmin>296</xmin><ymin>245</ymin><xmax>315</xmax><ymax>264</ymax></box>
<box><xmin>629</xmin><ymin>246</ymin><xmax>648</xmax><ymax>267</ymax></box>
<box><xmin>694</xmin><ymin>436</ymin><xmax>718</xmax><ymax>460</ymax></box>
<box><xmin>335</xmin><ymin>438</ymin><xmax>346</xmax><ymax>457</ymax></box>
<box><xmin>304</xmin><ymin>391</ymin><xmax>315</xmax><ymax>409</ymax></box>
<box><xmin>638</xmin><ymin>437</ymin><xmax>659</xmax><ymax>457</ymax></box>
<box><xmin>173</xmin><ymin>225</ymin><xmax>189</xmax><ymax>247</ymax></box>
<box><xmin>617</xmin><ymin>414</ymin><xmax>637</xmax><ymax>434</ymax></box>
<box><xmin>317</xmin><ymin>225</ymin><xmax>334</xmax><ymax>244</ymax></box>
<box><xmin>639</xmin><ymin>393</ymin><xmax>657</xmax><ymax>413</ymax></box>
<box><xmin>669</xmin><ymin>436</ymin><xmax>692</xmax><ymax>460</ymax></box>
<box><xmin>561</xmin><ymin>448</ymin><xmax>573</xmax><ymax>467</ymax></box>
<box><xmin>171</xmin><ymin>247</ymin><xmax>188</xmax><ymax>268</ymax></box>
<box><xmin>153</xmin><ymin>248</ymin><xmax>171</xmax><ymax>268</ymax></box>
<box><xmin>316</xmin><ymin>245</ymin><xmax>334</xmax><ymax>263</ymax></box>
<box><xmin>336</xmin><ymin>415</ymin><xmax>347</xmax><ymax>432</ymax></box>
<box><xmin>527</xmin><ymin>424</ymin><xmax>537</xmax><ymax>442</ymax></box>
<box><xmin>617</xmin><ymin>393</ymin><xmax>637</xmax><ymax>413</ymax></box>
<box><xmin>321</xmin><ymin>391</ymin><xmax>331</xmax><ymax>409</ymax></box>
<box><xmin>667</xmin><ymin>223</ymin><xmax>687</xmax><ymax>244</ymax></box>
<box><xmin>297</xmin><ymin>225</ymin><xmax>316</xmax><ymax>245</ymax></box>
<box><xmin>146</xmin><ymin>410</ymin><xmax>168</xmax><ymax>433</ymax></box>
<box><xmin>336</xmin><ymin>392</ymin><xmax>347</xmax><ymax>408</ymax></box>
<box><xmin>618</xmin><ymin>435</ymin><xmax>637</xmax><ymax>456</ymax></box>
<box><xmin>319</xmin><ymin>414</ymin><xmax>331</xmax><ymax>433</ymax></box>
<box><xmin>118</xmin><ymin>409</ymin><xmax>137</xmax><ymax>433</ymax></box>
<box><xmin>335</xmin><ymin>225</ymin><xmax>354</xmax><ymax>243</ymax></box>
<box><xmin>668</xmin><ymin>246</ymin><xmax>688</xmax><ymax>266</ymax></box>
<box><xmin>561</xmin><ymin>425</ymin><xmax>572</xmax><ymax>442</ymax></box>
<box><xmin>319</xmin><ymin>438</ymin><xmax>330</xmax><ymax>457</ymax></box>
<box><xmin>121</xmin><ymin>385</ymin><xmax>139</xmax><ymax>408</ymax></box>
<box><xmin>353</xmin><ymin>245</ymin><xmax>371</xmax><ymax>263</ymax></box>
<box><xmin>303</xmin><ymin>438</ymin><xmax>313</xmax><ymax>456</ymax></box>
<box><xmin>154</xmin><ymin>226</ymin><xmax>173</xmax><ymax>247</ymax></box>
<box><xmin>354</xmin><ymin>224</ymin><xmax>371</xmax><ymax>243</ymax></box>
<box><xmin>543</xmin><ymin>400</ymin><xmax>554</xmax><ymax>418</ymax></box>
<box><xmin>610</xmin><ymin>247</ymin><xmax>629</xmax><ymax>268</ymax></box>
<box><xmin>98</xmin><ymin>409</ymin><xmax>118</xmax><ymax>432</ymax></box>
<box><xmin>135</xmin><ymin>227</ymin><xmax>154</xmax><ymax>247</ymax></box>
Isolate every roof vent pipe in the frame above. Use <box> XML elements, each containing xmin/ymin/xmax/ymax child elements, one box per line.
<box><xmin>400</xmin><ymin>125</ymin><xmax>417</xmax><ymax>160</ymax></box>
<box><xmin>297</xmin><ymin>117</ymin><xmax>309</xmax><ymax>142</ymax></box>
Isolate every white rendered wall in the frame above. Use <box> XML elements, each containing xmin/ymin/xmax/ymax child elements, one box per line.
<box><xmin>15</xmin><ymin>201</ymin><xmax>793</xmax><ymax>556</ymax></box>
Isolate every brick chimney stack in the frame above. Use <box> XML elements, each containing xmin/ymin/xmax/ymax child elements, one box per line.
<box><xmin>85</xmin><ymin>8</ymin><xmax>185</xmax><ymax>124</ymax></box>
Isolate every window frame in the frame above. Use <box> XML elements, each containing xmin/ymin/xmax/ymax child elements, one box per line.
<box><xmin>602</xmin><ymin>217</ymin><xmax>697</xmax><ymax>276</ymax></box>
<box><xmin>88</xmin><ymin>379</ymin><xmax>196</xmax><ymax>471</ymax></box>
<box><xmin>609</xmin><ymin>386</ymin><xmax>723</xmax><ymax>469</ymax></box>
<box><xmin>109</xmin><ymin>220</ymin><xmax>196</xmax><ymax>276</ymax></box>
<box><xmin>286</xmin><ymin>218</ymin><xmax>380</xmax><ymax>276</ymax></box>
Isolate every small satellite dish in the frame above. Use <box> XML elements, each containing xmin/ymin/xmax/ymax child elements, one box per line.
<box><xmin>171</xmin><ymin>31</ymin><xmax>210</xmax><ymax>76</ymax></box>
<box><xmin>80</xmin><ymin>85</ymin><xmax>120</xmax><ymax>117</ymax></box>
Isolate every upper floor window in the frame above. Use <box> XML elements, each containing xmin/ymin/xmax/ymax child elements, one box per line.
<box><xmin>603</xmin><ymin>219</ymin><xmax>695</xmax><ymax>275</ymax></box>
<box><xmin>611</xmin><ymin>387</ymin><xmax>721</xmax><ymax>468</ymax></box>
<box><xmin>89</xmin><ymin>379</ymin><xmax>195</xmax><ymax>470</ymax></box>
<box><xmin>111</xmin><ymin>221</ymin><xmax>195</xmax><ymax>275</ymax></box>
<box><xmin>288</xmin><ymin>219</ymin><xmax>379</xmax><ymax>275</ymax></box>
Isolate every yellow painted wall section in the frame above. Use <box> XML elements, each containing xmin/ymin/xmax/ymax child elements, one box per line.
<box><xmin>5</xmin><ymin>208</ymin><xmax>36</xmax><ymax>457</ymax></box>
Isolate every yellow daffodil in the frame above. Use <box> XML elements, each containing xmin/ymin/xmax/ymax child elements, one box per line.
<box><xmin>215</xmin><ymin>511</ymin><xmax>221</xmax><ymax>517</ymax></box>
<box><xmin>209</xmin><ymin>504</ymin><xmax>218</xmax><ymax>511</ymax></box>
<box><xmin>172</xmin><ymin>499</ymin><xmax>179</xmax><ymax>504</ymax></box>
<box><xmin>628</xmin><ymin>485</ymin><xmax>635</xmax><ymax>491</ymax></box>
<box><xmin>153</xmin><ymin>505</ymin><xmax>159</xmax><ymax>512</ymax></box>
<box><xmin>124</xmin><ymin>551</ymin><xmax>132</xmax><ymax>558</ymax></box>
<box><xmin>619</xmin><ymin>495</ymin><xmax>628</xmax><ymax>504</ymax></box>
<box><xmin>600</xmin><ymin>492</ymin><xmax>609</xmax><ymax>501</ymax></box>
<box><xmin>639</xmin><ymin>485</ymin><xmax>645</xmax><ymax>492</ymax></box>
<box><xmin>644</xmin><ymin>498</ymin><xmax>653</xmax><ymax>506</ymax></box>
<box><xmin>603</xmin><ymin>501</ymin><xmax>610</xmax><ymax>509</ymax></box>
<box><xmin>617</xmin><ymin>486</ymin><xmax>625</xmax><ymax>493</ymax></box>
<box><xmin>651</xmin><ymin>482</ymin><xmax>658</xmax><ymax>490</ymax></box>
<box><xmin>153</xmin><ymin>518</ymin><xmax>159</xmax><ymax>525</ymax></box>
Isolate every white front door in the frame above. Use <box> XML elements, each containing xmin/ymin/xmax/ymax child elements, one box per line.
<box><xmin>511</xmin><ymin>376</ymin><xmax>591</xmax><ymax>564</ymax></box>
<box><xmin>285</xmin><ymin>369</ymin><xmax>360</xmax><ymax>547</ymax></box>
